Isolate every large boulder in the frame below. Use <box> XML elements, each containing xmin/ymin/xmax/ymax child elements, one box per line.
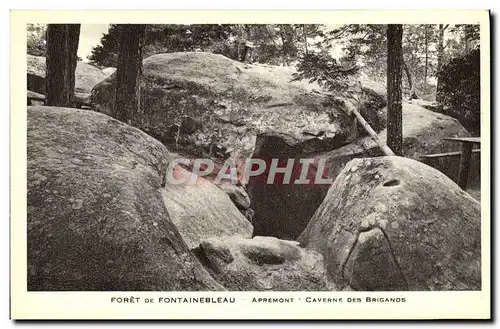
<box><xmin>161</xmin><ymin>165</ymin><xmax>253</xmax><ymax>250</ymax></box>
<box><xmin>27</xmin><ymin>106</ymin><xmax>223</xmax><ymax>291</ymax></box>
<box><xmin>91</xmin><ymin>52</ymin><xmax>386</xmax><ymax>162</ymax></box>
<box><xmin>298</xmin><ymin>156</ymin><xmax>481</xmax><ymax>291</ymax></box>
<box><xmin>196</xmin><ymin>236</ymin><xmax>328</xmax><ymax>291</ymax></box>
<box><xmin>248</xmin><ymin>101</ymin><xmax>473</xmax><ymax>240</ymax></box>
<box><xmin>27</xmin><ymin>55</ymin><xmax>106</xmax><ymax>107</ymax></box>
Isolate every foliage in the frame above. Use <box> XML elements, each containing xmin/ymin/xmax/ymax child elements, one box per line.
<box><xmin>436</xmin><ymin>48</ymin><xmax>480</xmax><ymax>134</ymax></box>
<box><xmin>445</xmin><ymin>24</ymin><xmax>480</xmax><ymax>60</ymax></box>
<box><xmin>88</xmin><ymin>24</ymin><xmax>325</xmax><ymax>67</ymax></box>
<box><xmin>27</xmin><ymin>24</ymin><xmax>46</xmax><ymax>56</ymax></box>
<box><xmin>402</xmin><ymin>25</ymin><xmax>437</xmax><ymax>94</ymax></box>
<box><xmin>292</xmin><ymin>51</ymin><xmax>358</xmax><ymax>92</ymax></box>
<box><xmin>328</xmin><ymin>24</ymin><xmax>387</xmax><ymax>82</ymax></box>
<box><xmin>89</xmin><ymin>24</ymin><xmax>234</xmax><ymax>67</ymax></box>
<box><xmin>321</xmin><ymin>24</ymin><xmax>479</xmax><ymax>102</ymax></box>
<box><xmin>87</xmin><ymin>25</ymin><xmax>121</xmax><ymax>67</ymax></box>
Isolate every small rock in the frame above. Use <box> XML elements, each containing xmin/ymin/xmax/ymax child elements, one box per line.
<box><xmin>71</xmin><ymin>199</ymin><xmax>83</xmax><ymax>210</ymax></box>
<box><xmin>197</xmin><ymin>236</ymin><xmax>328</xmax><ymax>291</ymax></box>
<box><xmin>378</xmin><ymin>219</ymin><xmax>388</xmax><ymax>229</ymax></box>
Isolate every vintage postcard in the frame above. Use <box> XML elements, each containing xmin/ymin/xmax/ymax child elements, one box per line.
<box><xmin>10</xmin><ymin>10</ymin><xmax>490</xmax><ymax>320</ymax></box>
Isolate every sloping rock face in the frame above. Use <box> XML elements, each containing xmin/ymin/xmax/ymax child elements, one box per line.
<box><xmin>298</xmin><ymin>156</ymin><xmax>481</xmax><ymax>291</ymax></box>
<box><xmin>27</xmin><ymin>106</ymin><xmax>223</xmax><ymax>291</ymax></box>
<box><xmin>91</xmin><ymin>52</ymin><xmax>387</xmax><ymax>161</ymax></box>
<box><xmin>196</xmin><ymin>236</ymin><xmax>328</xmax><ymax>291</ymax></box>
<box><xmin>248</xmin><ymin>102</ymin><xmax>473</xmax><ymax>240</ymax></box>
<box><xmin>161</xmin><ymin>165</ymin><xmax>253</xmax><ymax>250</ymax></box>
<box><xmin>27</xmin><ymin>55</ymin><xmax>106</xmax><ymax>106</ymax></box>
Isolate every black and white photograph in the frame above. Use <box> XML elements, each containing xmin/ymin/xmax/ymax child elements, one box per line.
<box><xmin>10</xmin><ymin>9</ymin><xmax>491</xmax><ymax>320</ymax></box>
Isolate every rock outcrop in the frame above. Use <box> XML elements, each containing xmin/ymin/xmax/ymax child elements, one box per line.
<box><xmin>161</xmin><ymin>165</ymin><xmax>253</xmax><ymax>250</ymax></box>
<box><xmin>91</xmin><ymin>52</ymin><xmax>386</xmax><ymax>162</ymax></box>
<box><xmin>27</xmin><ymin>106</ymin><xmax>223</xmax><ymax>291</ymax></box>
<box><xmin>298</xmin><ymin>156</ymin><xmax>481</xmax><ymax>291</ymax></box>
<box><xmin>196</xmin><ymin>236</ymin><xmax>328</xmax><ymax>291</ymax></box>
<box><xmin>27</xmin><ymin>55</ymin><xmax>106</xmax><ymax>107</ymax></box>
<box><xmin>89</xmin><ymin>52</ymin><xmax>389</xmax><ymax>240</ymax></box>
<box><xmin>248</xmin><ymin>102</ymin><xmax>473</xmax><ymax>240</ymax></box>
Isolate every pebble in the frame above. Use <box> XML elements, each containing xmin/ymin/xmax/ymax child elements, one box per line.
<box><xmin>378</xmin><ymin>219</ymin><xmax>388</xmax><ymax>229</ymax></box>
<box><xmin>71</xmin><ymin>199</ymin><xmax>83</xmax><ymax>210</ymax></box>
<box><xmin>375</xmin><ymin>204</ymin><xmax>388</xmax><ymax>213</ymax></box>
<box><xmin>71</xmin><ymin>158</ymin><xmax>84</xmax><ymax>165</ymax></box>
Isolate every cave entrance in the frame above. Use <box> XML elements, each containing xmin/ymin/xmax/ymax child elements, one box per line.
<box><xmin>247</xmin><ymin>134</ymin><xmax>330</xmax><ymax>240</ymax></box>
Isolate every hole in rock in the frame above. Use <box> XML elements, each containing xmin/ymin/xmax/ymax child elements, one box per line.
<box><xmin>383</xmin><ymin>179</ymin><xmax>400</xmax><ymax>187</ymax></box>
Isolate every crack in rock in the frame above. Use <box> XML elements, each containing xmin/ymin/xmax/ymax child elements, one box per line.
<box><xmin>341</xmin><ymin>225</ymin><xmax>409</xmax><ymax>291</ymax></box>
<box><xmin>380</xmin><ymin>227</ymin><xmax>410</xmax><ymax>290</ymax></box>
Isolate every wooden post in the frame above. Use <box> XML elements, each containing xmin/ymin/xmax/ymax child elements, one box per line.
<box><xmin>457</xmin><ymin>143</ymin><xmax>473</xmax><ymax>189</ymax></box>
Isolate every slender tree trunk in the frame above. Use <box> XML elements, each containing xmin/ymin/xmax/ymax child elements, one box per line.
<box><xmin>45</xmin><ymin>24</ymin><xmax>80</xmax><ymax>107</ymax></box>
<box><xmin>114</xmin><ymin>24</ymin><xmax>146</xmax><ymax>125</ymax></box>
<box><xmin>386</xmin><ymin>24</ymin><xmax>404</xmax><ymax>156</ymax></box>
<box><xmin>464</xmin><ymin>37</ymin><xmax>470</xmax><ymax>52</ymax></box>
<box><xmin>302</xmin><ymin>24</ymin><xmax>308</xmax><ymax>55</ymax></box>
<box><xmin>233</xmin><ymin>24</ymin><xmax>249</xmax><ymax>62</ymax></box>
<box><xmin>424</xmin><ymin>25</ymin><xmax>429</xmax><ymax>88</ymax></box>
<box><xmin>402</xmin><ymin>60</ymin><xmax>413</xmax><ymax>94</ymax></box>
<box><xmin>436</xmin><ymin>24</ymin><xmax>448</xmax><ymax>103</ymax></box>
<box><xmin>278</xmin><ymin>26</ymin><xmax>289</xmax><ymax>66</ymax></box>
<box><xmin>464</xmin><ymin>27</ymin><xmax>473</xmax><ymax>53</ymax></box>
<box><xmin>279</xmin><ymin>25</ymin><xmax>296</xmax><ymax>66</ymax></box>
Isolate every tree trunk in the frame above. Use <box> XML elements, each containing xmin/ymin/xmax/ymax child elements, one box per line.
<box><xmin>386</xmin><ymin>24</ymin><xmax>404</xmax><ymax>156</ymax></box>
<box><xmin>279</xmin><ymin>25</ymin><xmax>296</xmax><ymax>66</ymax></box>
<box><xmin>234</xmin><ymin>24</ymin><xmax>249</xmax><ymax>62</ymax></box>
<box><xmin>436</xmin><ymin>24</ymin><xmax>448</xmax><ymax>103</ymax></box>
<box><xmin>45</xmin><ymin>24</ymin><xmax>80</xmax><ymax>107</ymax></box>
<box><xmin>402</xmin><ymin>60</ymin><xmax>413</xmax><ymax>94</ymax></box>
<box><xmin>114</xmin><ymin>24</ymin><xmax>146</xmax><ymax>125</ymax></box>
<box><xmin>302</xmin><ymin>24</ymin><xmax>308</xmax><ymax>55</ymax></box>
<box><xmin>278</xmin><ymin>26</ymin><xmax>289</xmax><ymax>66</ymax></box>
<box><xmin>66</xmin><ymin>25</ymin><xmax>80</xmax><ymax>100</ymax></box>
